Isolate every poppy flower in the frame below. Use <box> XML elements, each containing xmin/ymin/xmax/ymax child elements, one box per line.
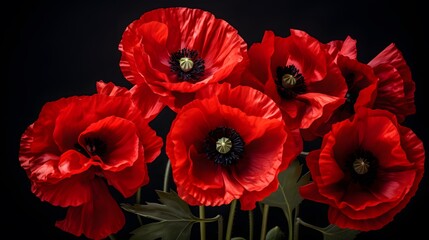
<box><xmin>324</xmin><ymin>35</ymin><xmax>357</xmax><ymax>61</ymax></box>
<box><xmin>301</xmin><ymin>55</ymin><xmax>378</xmax><ymax>139</ymax></box>
<box><xmin>299</xmin><ymin>108</ymin><xmax>425</xmax><ymax>231</ymax></box>
<box><xmin>119</xmin><ymin>7</ymin><xmax>248</xmax><ymax>112</ymax></box>
<box><xmin>242</xmin><ymin>29</ymin><xmax>348</xmax><ymax>138</ymax></box>
<box><xmin>368</xmin><ymin>43</ymin><xmax>416</xmax><ymax>122</ymax></box>
<box><xmin>302</xmin><ymin>43</ymin><xmax>416</xmax><ymax>139</ymax></box>
<box><xmin>19</xmin><ymin>88</ymin><xmax>163</xmax><ymax>239</ymax></box>
<box><xmin>166</xmin><ymin>83</ymin><xmax>302</xmax><ymax>210</ymax></box>
<box><xmin>96</xmin><ymin>80</ymin><xmax>165</xmax><ymax>121</ymax></box>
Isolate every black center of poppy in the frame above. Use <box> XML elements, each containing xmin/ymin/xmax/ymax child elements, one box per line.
<box><xmin>169</xmin><ymin>48</ymin><xmax>205</xmax><ymax>83</ymax></box>
<box><xmin>275</xmin><ymin>65</ymin><xmax>306</xmax><ymax>99</ymax></box>
<box><xmin>342</xmin><ymin>72</ymin><xmax>359</xmax><ymax>114</ymax></box>
<box><xmin>74</xmin><ymin>138</ymin><xmax>107</xmax><ymax>158</ymax></box>
<box><xmin>347</xmin><ymin>149</ymin><xmax>378</xmax><ymax>186</ymax></box>
<box><xmin>204</xmin><ymin>127</ymin><xmax>245</xmax><ymax>166</ymax></box>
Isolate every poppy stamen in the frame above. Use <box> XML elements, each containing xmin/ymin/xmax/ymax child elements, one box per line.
<box><xmin>179</xmin><ymin>57</ymin><xmax>194</xmax><ymax>72</ymax></box>
<box><xmin>347</xmin><ymin>149</ymin><xmax>378</xmax><ymax>186</ymax></box>
<box><xmin>169</xmin><ymin>48</ymin><xmax>205</xmax><ymax>82</ymax></box>
<box><xmin>204</xmin><ymin>127</ymin><xmax>245</xmax><ymax>166</ymax></box>
<box><xmin>275</xmin><ymin>65</ymin><xmax>306</xmax><ymax>99</ymax></box>
<box><xmin>282</xmin><ymin>74</ymin><xmax>297</xmax><ymax>88</ymax></box>
<box><xmin>216</xmin><ymin>137</ymin><xmax>232</xmax><ymax>154</ymax></box>
<box><xmin>353</xmin><ymin>157</ymin><xmax>370</xmax><ymax>174</ymax></box>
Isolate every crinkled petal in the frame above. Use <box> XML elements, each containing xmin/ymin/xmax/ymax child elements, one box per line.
<box><xmin>279</xmin><ymin>29</ymin><xmax>327</xmax><ymax>82</ymax></box>
<box><xmin>31</xmin><ymin>171</ymin><xmax>93</xmax><ymax>207</ymax></box>
<box><xmin>328</xmin><ymin>207</ymin><xmax>391</xmax><ymax>231</ymax></box>
<box><xmin>239</xmin><ymin>179</ymin><xmax>279</xmax><ymax>210</ymax></box>
<box><xmin>245</xmin><ymin>31</ymin><xmax>276</xmax><ymax>86</ymax></box>
<box><xmin>56</xmin><ymin>178</ymin><xmax>125</xmax><ymax>239</ymax></box>
<box><xmin>78</xmin><ymin>116</ymin><xmax>140</xmax><ymax>171</ymax></box>
<box><xmin>52</xmin><ymin>94</ymin><xmax>139</xmax><ymax>152</ymax></box>
<box><xmin>103</xmin><ymin>147</ymin><xmax>148</xmax><ymax>198</ymax></box>
<box><xmin>232</xmin><ymin>119</ymin><xmax>285</xmax><ymax>192</ymax></box>
<box><xmin>372</xmin><ymin>64</ymin><xmax>415</xmax><ymax>121</ymax></box>
<box><xmin>96</xmin><ymin>80</ymin><xmax>131</xmax><ymax>97</ymax></box>
<box><xmin>195</xmin><ymin>83</ymin><xmax>283</xmax><ymax>120</ymax></box>
<box><xmin>130</xmin><ymin>83</ymin><xmax>166</xmax><ymax>120</ymax></box>
<box><xmin>368</xmin><ymin>43</ymin><xmax>415</xmax><ymax>122</ymax></box>
<box><xmin>325</xmin><ymin>36</ymin><xmax>357</xmax><ymax>60</ymax></box>
<box><xmin>297</xmin><ymin>93</ymin><xmax>345</xmax><ymax>129</ymax></box>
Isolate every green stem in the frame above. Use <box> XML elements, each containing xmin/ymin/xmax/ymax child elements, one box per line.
<box><xmin>146</xmin><ymin>214</ymin><xmax>220</xmax><ymax>223</ymax></box>
<box><xmin>136</xmin><ymin>188</ymin><xmax>143</xmax><ymax>225</ymax></box>
<box><xmin>108</xmin><ymin>235</ymin><xmax>116</xmax><ymax>240</ymax></box>
<box><xmin>196</xmin><ymin>215</ymin><xmax>222</xmax><ymax>223</ymax></box>
<box><xmin>293</xmin><ymin>205</ymin><xmax>300</xmax><ymax>240</ymax></box>
<box><xmin>226</xmin><ymin>199</ymin><xmax>237</xmax><ymax>240</ymax></box>
<box><xmin>218</xmin><ymin>215</ymin><xmax>223</xmax><ymax>240</ymax></box>
<box><xmin>199</xmin><ymin>205</ymin><xmax>206</xmax><ymax>240</ymax></box>
<box><xmin>287</xmin><ymin>211</ymin><xmax>293</xmax><ymax>240</ymax></box>
<box><xmin>163</xmin><ymin>159</ymin><xmax>171</xmax><ymax>192</ymax></box>
<box><xmin>260</xmin><ymin>204</ymin><xmax>269</xmax><ymax>240</ymax></box>
<box><xmin>249</xmin><ymin>210</ymin><xmax>254</xmax><ymax>240</ymax></box>
<box><xmin>295</xmin><ymin>218</ymin><xmax>325</xmax><ymax>233</ymax></box>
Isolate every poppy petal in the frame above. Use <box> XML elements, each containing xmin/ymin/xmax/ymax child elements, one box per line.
<box><xmin>232</xmin><ymin>121</ymin><xmax>285</xmax><ymax>192</ymax></box>
<box><xmin>325</xmin><ymin>36</ymin><xmax>357</xmax><ymax>60</ymax></box>
<box><xmin>196</xmin><ymin>83</ymin><xmax>283</xmax><ymax>120</ymax></box>
<box><xmin>239</xmin><ymin>178</ymin><xmax>279</xmax><ymax>210</ymax></box>
<box><xmin>96</xmin><ymin>80</ymin><xmax>131</xmax><ymax>97</ymax></box>
<box><xmin>368</xmin><ymin>43</ymin><xmax>415</xmax><ymax>122</ymax></box>
<box><xmin>55</xmin><ymin>178</ymin><xmax>125</xmax><ymax>239</ymax></box>
<box><xmin>32</xmin><ymin>171</ymin><xmax>93</xmax><ymax>207</ymax></box>
<box><xmin>130</xmin><ymin>84</ymin><xmax>166</xmax><ymax>121</ymax></box>
<box><xmin>78</xmin><ymin>116</ymin><xmax>140</xmax><ymax>171</ymax></box>
<box><xmin>103</xmin><ymin>151</ymin><xmax>148</xmax><ymax>198</ymax></box>
<box><xmin>297</xmin><ymin>93</ymin><xmax>345</xmax><ymax>129</ymax></box>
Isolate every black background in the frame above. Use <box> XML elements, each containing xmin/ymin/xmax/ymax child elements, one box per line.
<box><xmin>4</xmin><ymin>1</ymin><xmax>428</xmax><ymax>239</ymax></box>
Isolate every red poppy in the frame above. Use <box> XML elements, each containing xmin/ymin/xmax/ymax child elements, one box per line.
<box><xmin>242</xmin><ymin>30</ymin><xmax>348</xmax><ymax>137</ymax></box>
<box><xmin>96</xmin><ymin>81</ymin><xmax>165</xmax><ymax>121</ymax></box>
<box><xmin>299</xmin><ymin>108</ymin><xmax>425</xmax><ymax>231</ymax></box>
<box><xmin>302</xmin><ymin>43</ymin><xmax>416</xmax><ymax>139</ymax></box>
<box><xmin>324</xmin><ymin>35</ymin><xmax>357</xmax><ymax>61</ymax></box>
<box><xmin>19</xmin><ymin>89</ymin><xmax>163</xmax><ymax>239</ymax></box>
<box><xmin>301</xmin><ymin>55</ymin><xmax>378</xmax><ymax>139</ymax></box>
<box><xmin>119</xmin><ymin>7</ymin><xmax>248</xmax><ymax>112</ymax></box>
<box><xmin>166</xmin><ymin>83</ymin><xmax>302</xmax><ymax>210</ymax></box>
<box><xmin>368</xmin><ymin>43</ymin><xmax>416</xmax><ymax>122</ymax></box>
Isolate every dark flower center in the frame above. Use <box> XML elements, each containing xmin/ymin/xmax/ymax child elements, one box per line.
<box><xmin>74</xmin><ymin>138</ymin><xmax>107</xmax><ymax>158</ymax></box>
<box><xmin>341</xmin><ymin>72</ymin><xmax>359</xmax><ymax>114</ymax></box>
<box><xmin>204</xmin><ymin>127</ymin><xmax>245</xmax><ymax>166</ymax></box>
<box><xmin>347</xmin><ymin>149</ymin><xmax>378</xmax><ymax>186</ymax></box>
<box><xmin>275</xmin><ymin>65</ymin><xmax>306</xmax><ymax>99</ymax></box>
<box><xmin>169</xmin><ymin>48</ymin><xmax>205</xmax><ymax>83</ymax></box>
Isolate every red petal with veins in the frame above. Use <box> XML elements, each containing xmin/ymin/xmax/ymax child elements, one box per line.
<box><xmin>55</xmin><ymin>178</ymin><xmax>125</xmax><ymax>240</ymax></box>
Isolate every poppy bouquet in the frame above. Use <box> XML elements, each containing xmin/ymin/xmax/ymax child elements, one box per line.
<box><xmin>18</xmin><ymin>7</ymin><xmax>425</xmax><ymax>240</ymax></box>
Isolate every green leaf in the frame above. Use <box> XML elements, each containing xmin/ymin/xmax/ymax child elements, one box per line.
<box><xmin>262</xmin><ymin>159</ymin><xmax>310</xmax><ymax>221</ymax></box>
<box><xmin>121</xmin><ymin>190</ymin><xmax>199</xmax><ymax>240</ymax></box>
<box><xmin>130</xmin><ymin>221</ymin><xmax>193</xmax><ymax>240</ymax></box>
<box><xmin>321</xmin><ymin>224</ymin><xmax>360</xmax><ymax>240</ymax></box>
<box><xmin>122</xmin><ymin>190</ymin><xmax>198</xmax><ymax>222</ymax></box>
<box><xmin>266</xmin><ymin>226</ymin><xmax>286</xmax><ymax>240</ymax></box>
